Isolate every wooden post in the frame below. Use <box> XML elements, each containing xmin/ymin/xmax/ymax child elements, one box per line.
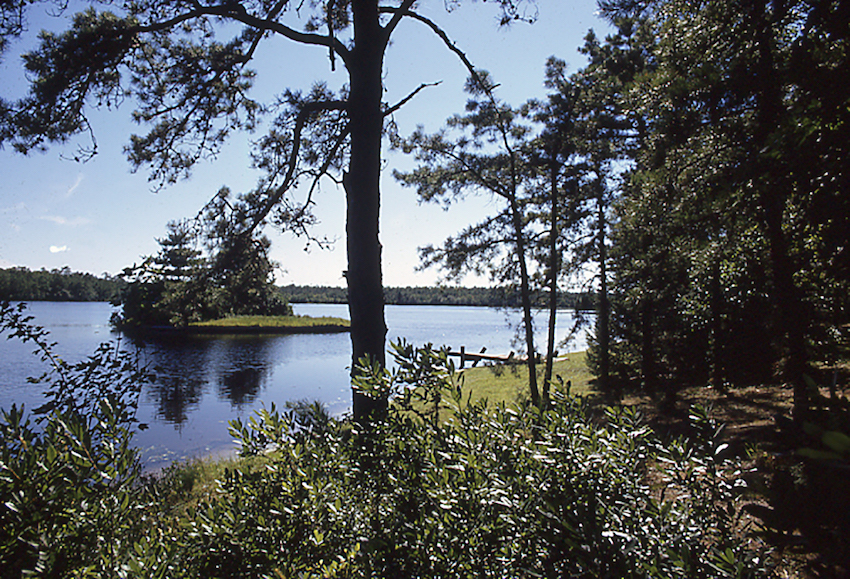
<box><xmin>460</xmin><ymin>345</ymin><xmax>466</xmax><ymax>369</ymax></box>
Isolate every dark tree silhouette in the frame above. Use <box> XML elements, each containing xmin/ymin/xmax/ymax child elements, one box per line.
<box><xmin>0</xmin><ymin>0</ymin><xmax>536</xmax><ymax>422</ymax></box>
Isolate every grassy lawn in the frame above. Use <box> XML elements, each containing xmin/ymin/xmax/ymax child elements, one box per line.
<box><xmin>451</xmin><ymin>351</ymin><xmax>593</xmax><ymax>407</ymax></box>
<box><xmin>189</xmin><ymin>315</ymin><xmax>350</xmax><ymax>329</ymax></box>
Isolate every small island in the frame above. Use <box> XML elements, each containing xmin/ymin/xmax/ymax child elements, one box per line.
<box><xmin>185</xmin><ymin>315</ymin><xmax>350</xmax><ymax>335</ymax></box>
<box><xmin>112</xmin><ymin>214</ymin><xmax>351</xmax><ymax>336</ymax></box>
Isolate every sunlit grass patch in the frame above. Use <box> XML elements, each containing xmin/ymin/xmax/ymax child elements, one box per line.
<box><xmin>456</xmin><ymin>350</ymin><xmax>592</xmax><ymax>406</ymax></box>
<box><xmin>190</xmin><ymin>315</ymin><xmax>350</xmax><ymax>328</ymax></box>
<box><xmin>155</xmin><ymin>454</ymin><xmax>272</xmax><ymax>511</ymax></box>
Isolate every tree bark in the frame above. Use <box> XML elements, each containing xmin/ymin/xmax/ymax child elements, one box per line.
<box><xmin>508</xmin><ymin>194</ymin><xmax>539</xmax><ymax>407</ymax></box>
<box><xmin>347</xmin><ymin>0</ymin><xmax>388</xmax><ymax>423</ymax></box>
<box><xmin>595</xmin><ymin>173</ymin><xmax>610</xmax><ymax>394</ymax></box>
<box><xmin>708</xmin><ymin>255</ymin><xmax>725</xmax><ymax>392</ymax></box>
<box><xmin>763</xmin><ymin>192</ymin><xmax>809</xmax><ymax>419</ymax></box>
<box><xmin>542</xmin><ymin>160</ymin><xmax>560</xmax><ymax>406</ymax></box>
<box><xmin>750</xmin><ymin>0</ymin><xmax>809</xmax><ymax>419</ymax></box>
<box><xmin>640</xmin><ymin>290</ymin><xmax>655</xmax><ymax>393</ymax></box>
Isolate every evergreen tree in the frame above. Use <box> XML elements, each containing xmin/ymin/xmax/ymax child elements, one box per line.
<box><xmin>116</xmin><ymin>205</ymin><xmax>289</xmax><ymax>329</ymax></box>
<box><xmin>599</xmin><ymin>0</ymin><xmax>850</xmax><ymax>417</ymax></box>
<box><xmin>394</xmin><ymin>71</ymin><xmax>545</xmax><ymax>406</ymax></box>
<box><xmin>0</xmin><ymin>0</ymin><xmax>536</xmax><ymax>423</ymax></box>
<box><xmin>541</xmin><ymin>21</ymin><xmax>652</xmax><ymax>398</ymax></box>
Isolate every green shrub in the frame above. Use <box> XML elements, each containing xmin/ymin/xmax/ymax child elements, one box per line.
<box><xmin>142</xmin><ymin>343</ymin><xmax>769</xmax><ymax>578</ymax></box>
<box><xmin>2</xmin><ymin>305</ymin><xmax>770</xmax><ymax>577</ymax></box>
<box><xmin>1</xmin><ymin>301</ymin><xmax>151</xmax><ymax>577</ymax></box>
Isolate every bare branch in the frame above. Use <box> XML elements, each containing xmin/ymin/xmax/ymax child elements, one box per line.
<box><xmin>382</xmin><ymin>0</ymin><xmax>417</xmax><ymax>41</ymax></box>
<box><xmin>284</xmin><ymin>120</ymin><xmax>351</xmax><ymax>239</ymax></box>
<box><xmin>383</xmin><ymin>81</ymin><xmax>441</xmax><ymax>118</ymax></box>
<box><xmin>132</xmin><ymin>4</ymin><xmax>351</xmax><ymax>65</ymax></box>
<box><xmin>380</xmin><ymin>7</ymin><xmax>478</xmax><ymax>83</ymax></box>
<box><xmin>326</xmin><ymin>0</ymin><xmax>337</xmax><ymax>71</ymax></box>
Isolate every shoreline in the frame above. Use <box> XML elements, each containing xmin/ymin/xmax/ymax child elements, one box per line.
<box><xmin>127</xmin><ymin>323</ymin><xmax>351</xmax><ymax>336</ymax></box>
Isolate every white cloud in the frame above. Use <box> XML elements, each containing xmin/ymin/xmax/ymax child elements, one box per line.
<box><xmin>49</xmin><ymin>245</ymin><xmax>69</xmax><ymax>254</ymax></box>
<box><xmin>66</xmin><ymin>174</ymin><xmax>84</xmax><ymax>197</ymax></box>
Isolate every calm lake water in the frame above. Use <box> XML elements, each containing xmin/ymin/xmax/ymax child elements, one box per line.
<box><xmin>1</xmin><ymin>302</ymin><xmax>590</xmax><ymax>470</ymax></box>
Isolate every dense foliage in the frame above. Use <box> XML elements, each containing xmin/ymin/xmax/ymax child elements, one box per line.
<box><xmin>0</xmin><ymin>266</ymin><xmax>124</xmax><ymax>302</ymax></box>
<box><xmin>115</xmin><ymin>197</ymin><xmax>291</xmax><ymax>330</ymax></box>
<box><xmin>1</xmin><ymin>303</ymin><xmax>772</xmax><ymax>578</ymax></box>
<box><xmin>0</xmin><ymin>301</ymin><xmax>149</xmax><ymax>577</ymax></box>
<box><xmin>488</xmin><ymin>1</ymin><xmax>850</xmax><ymax>418</ymax></box>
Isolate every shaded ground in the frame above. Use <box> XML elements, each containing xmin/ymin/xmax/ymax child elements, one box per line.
<box><xmin>458</xmin><ymin>353</ymin><xmax>850</xmax><ymax>576</ymax></box>
<box><xmin>613</xmin><ymin>377</ymin><xmax>850</xmax><ymax>579</ymax></box>
<box><xmin>620</xmin><ymin>383</ymin><xmax>794</xmax><ymax>451</ymax></box>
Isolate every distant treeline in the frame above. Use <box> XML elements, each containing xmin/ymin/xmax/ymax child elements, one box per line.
<box><xmin>1</xmin><ymin>269</ymin><xmax>595</xmax><ymax>310</ymax></box>
<box><xmin>280</xmin><ymin>284</ymin><xmax>594</xmax><ymax>310</ymax></box>
<box><xmin>0</xmin><ymin>267</ymin><xmax>125</xmax><ymax>302</ymax></box>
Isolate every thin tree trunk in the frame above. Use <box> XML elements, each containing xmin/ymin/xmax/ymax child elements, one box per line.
<box><xmin>543</xmin><ymin>160</ymin><xmax>560</xmax><ymax>406</ymax></box>
<box><xmin>596</xmin><ymin>174</ymin><xmax>610</xmax><ymax>393</ymax></box>
<box><xmin>763</xmin><ymin>193</ymin><xmax>808</xmax><ymax>418</ymax></box>
<box><xmin>640</xmin><ymin>290</ymin><xmax>655</xmax><ymax>393</ymax></box>
<box><xmin>347</xmin><ymin>0</ymin><xmax>387</xmax><ymax>423</ymax></box>
<box><xmin>709</xmin><ymin>255</ymin><xmax>725</xmax><ymax>392</ymax></box>
<box><xmin>508</xmin><ymin>195</ymin><xmax>539</xmax><ymax>406</ymax></box>
<box><xmin>751</xmin><ymin>0</ymin><xmax>808</xmax><ymax>419</ymax></box>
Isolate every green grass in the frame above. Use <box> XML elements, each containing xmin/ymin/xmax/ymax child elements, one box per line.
<box><xmin>156</xmin><ymin>454</ymin><xmax>272</xmax><ymax>513</ymax></box>
<box><xmin>455</xmin><ymin>351</ymin><xmax>593</xmax><ymax>407</ymax></box>
<box><xmin>190</xmin><ymin>315</ymin><xmax>350</xmax><ymax>328</ymax></box>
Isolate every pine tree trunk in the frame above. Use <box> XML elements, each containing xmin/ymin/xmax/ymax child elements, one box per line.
<box><xmin>543</xmin><ymin>161</ymin><xmax>560</xmax><ymax>407</ymax></box>
<box><xmin>596</xmin><ymin>175</ymin><xmax>610</xmax><ymax>393</ymax></box>
<box><xmin>640</xmin><ymin>295</ymin><xmax>655</xmax><ymax>393</ymax></box>
<box><xmin>347</xmin><ymin>0</ymin><xmax>388</xmax><ymax>423</ymax></box>
<box><xmin>509</xmin><ymin>195</ymin><xmax>539</xmax><ymax>407</ymax></box>
<box><xmin>750</xmin><ymin>0</ymin><xmax>809</xmax><ymax>419</ymax></box>
<box><xmin>709</xmin><ymin>256</ymin><xmax>725</xmax><ymax>392</ymax></box>
<box><xmin>763</xmin><ymin>193</ymin><xmax>809</xmax><ymax>419</ymax></box>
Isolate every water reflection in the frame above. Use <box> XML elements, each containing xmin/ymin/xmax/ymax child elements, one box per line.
<box><xmin>148</xmin><ymin>373</ymin><xmax>205</xmax><ymax>425</ymax></box>
<box><xmin>137</xmin><ymin>334</ymin><xmax>281</xmax><ymax>425</ymax></box>
<box><xmin>219</xmin><ymin>366</ymin><xmax>264</xmax><ymax>406</ymax></box>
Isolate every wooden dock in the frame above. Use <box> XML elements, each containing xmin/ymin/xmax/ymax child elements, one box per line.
<box><xmin>447</xmin><ymin>346</ymin><xmax>541</xmax><ymax>369</ymax></box>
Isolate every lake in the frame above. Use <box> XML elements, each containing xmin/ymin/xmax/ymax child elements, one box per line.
<box><xmin>1</xmin><ymin>302</ymin><xmax>591</xmax><ymax>470</ymax></box>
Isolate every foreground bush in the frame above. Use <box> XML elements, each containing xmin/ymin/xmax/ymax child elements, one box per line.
<box><xmin>0</xmin><ymin>302</ymin><xmax>151</xmax><ymax>577</ymax></box>
<box><xmin>134</xmin><ymin>344</ymin><xmax>768</xmax><ymax>578</ymax></box>
<box><xmin>2</xmin><ymin>304</ymin><xmax>768</xmax><ymax>577</ymax></box>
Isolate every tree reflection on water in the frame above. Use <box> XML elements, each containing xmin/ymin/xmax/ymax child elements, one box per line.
<box><xmin>138</xmin><ymin>334</ymin><xmax>278</xmax><ymax>425</ymax></box>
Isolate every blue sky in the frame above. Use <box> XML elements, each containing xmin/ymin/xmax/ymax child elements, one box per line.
<box><xmin>0</xmin><ymin>0</ymin><xmax>608</xmax><ymax>287</ymax></box>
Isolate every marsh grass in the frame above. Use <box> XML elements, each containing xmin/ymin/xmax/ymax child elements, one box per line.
<box><xmin>156</xmin><ymin>454</ymin><xmax>272</xmax><ymax>511</ymax></box>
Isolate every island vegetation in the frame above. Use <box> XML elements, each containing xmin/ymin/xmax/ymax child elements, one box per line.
<box><xmin>186</xmin><ymin>315</ymin><xmax>349</xmax><ymax>334</ymax></box>
<box><xmin>112</xmin><ymin>199</ymin><xmax>294</xmax><ymax>331</ymax></box>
